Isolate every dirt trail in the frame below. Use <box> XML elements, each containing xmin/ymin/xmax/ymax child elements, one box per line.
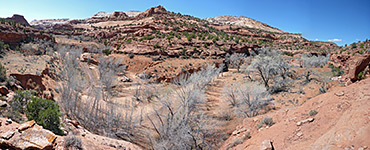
<box><xmin>206</xmin><ymin>72</ymin><xmax>229</xmax><ymax>113</ymax></box>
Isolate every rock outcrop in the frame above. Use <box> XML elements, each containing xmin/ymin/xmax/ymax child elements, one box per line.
<box><xmin>135</xmin><ymin>5</ymin><xmax>167</xmax><ymax>19</ymax></box>
<box><xmin>6</xmin><ymin>14</ymin><xmax>30</xmax><ymax>26</ymax></box>
<box><xmin>0</xmin><ymin>120</ymin><xmax>56</xmax><ymax>150</ymax></box>
<box><xmin>10</xmin><ymin>73</ymin><xmax>46</xmax><ymax>93</ymax></box>
<box><xmin>347</xmin><ymin>54</ymin><xmax>370</xmax><ymax>81</ymax></box>
<box><xmin>206</xmin><ymin>16</ymin><xmax>286</xmax><ymax>34</ymax></box>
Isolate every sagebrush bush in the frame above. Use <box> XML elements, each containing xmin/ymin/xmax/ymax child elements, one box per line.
<box><xmin>26</xmin><ymin>97</ymin><xmax>63</xmax><ymax>135</ymax></box>
<box><xmin>64</xmin><ymin>135</ymin><xmax>82</xmax><ymax>150</ymax></box>
<box><xmin>309</xmin><ymin>110</ymin><xmax>318</xmax><ymax>116</ymax></box>
<box><xmin>257</xmin><ymin>117</ymin><xmax>275</xmax><ymax>129</ymax></box>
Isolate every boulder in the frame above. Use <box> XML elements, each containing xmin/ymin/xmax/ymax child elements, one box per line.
<box><xmin>347</xmin><ymin>54</ymin><xmax>370</xmax><ymax>81</ymax></box>
<box><xmin>18</xmin><ymin>120</ymin><xmax>36</xmax><ymax>132</ymax></box>
<box><xmin>260</xmin><ymin>139</ymin><xmax>274</xmax><ymax>150</ymax></box>
<box><xmin>5</xmin><ymin>119</ymin><xmax>12</xmax><ymax>125</ymax></box>
<box><xmin>118</xmin><ymin>75</ymin><xmax>132</xmax><ymax>82</ymax></box>
<box><xmin>0</xmin><ymin>101</ymin><xmax>8</xmax><ymax>108</ymax></box>
<box><xmin>70</xmin><ymin>120</ymin><xmax>80</xmax><ymax>128</ymax></box>
<box><xmin>80</xmin><ymin>53</ymin><xmax>99</xmax><ymax>65</ymax></box>
<box><xmin>296</xmin><ymin>118</ymin><xmax>314</xmax><ymax>126</ymax></box>
<box><xmin>0</xmin><ymin>86</ymin><xmax>9</xmax><ymax>96</ymax></box>
<box><xmin>0</xmin><ymin>120</ymin><xmax>56</xmax><ymax>150</ymax></box>
<box><xmin>1</xmin><ymin>131</ymin><xmax>14</xmax><ymax>140</ymax></box>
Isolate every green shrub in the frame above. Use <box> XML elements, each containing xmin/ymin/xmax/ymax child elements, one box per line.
<box><xmin>0</xmin><ymin>40</ymin><xmax>4</xmax><ymax>55</ymax></box>
<box><xmin>4</xmin><ymin>90</ymin><xmax>35</xmax><ymax>123</ymax></box>
<box><xmin>10</xmin><ymin>90</ymin><xmax>36</xmax><ymax>114</ymax></box>
<box><xmin>26</xmin><ymin>97</ymin><xmax>62</xmax><ymax>135</ymax></box>
<box><xmin>309</xmin><ymin>110</ymin><xmax>318</xmax><ymax>116</ymax></box>
<box><xmin>358</xmin><ymin>72</ymin><xmax>364</xmax><ymax>80</ymax></box>
<box><xmin>102</xmin><ymin>49</ymin><xmax>111</xmax><ymax>56</ymax></box>
<box><xmin>331</xmin><ymin>67</ymin><xmax>344</xmax><ymax>77</ymax></box>
<box><xmin>282</xmin><ymin>51</ymin><xmax>293</xmax><ymax>56</ymax></box>
<box><xmin>128</xmin><ymin>52</ymin><xmax>135</xmax><ymax>59</ymax></box>
<box><xmin>0</xmin><ymin>64</ymin><xmax>7</xmax><ymax>82</ymax></box>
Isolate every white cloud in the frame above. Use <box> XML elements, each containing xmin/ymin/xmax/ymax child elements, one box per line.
<box><xmin>328</xmin><ymin>38</ymin><xmax>342</xmax><ymax>42</ymax></box>
<box><xmin>315</xmin><ymin>38</ymin><xmax>318</xmax><ymax>41</ymax></box>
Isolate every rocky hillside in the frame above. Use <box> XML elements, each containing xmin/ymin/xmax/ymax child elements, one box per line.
<box><xmin>28</xmin><ymin>5</ymin><xmax>338</xmax><ymax>57</ymax></box>
<box><xmin>0</xmin><ymin>18</ymin><xmax>51</xmax><ymax>49</ymax></box>
<box><xmin>30</xmin><ymin>18</ymin><xmax>70</xmax><ymax>29</ymax></box>
<box><xmin>206</xmin><ymin>16</ymin><xmax>287</xmax><ymax>34</ymax></box>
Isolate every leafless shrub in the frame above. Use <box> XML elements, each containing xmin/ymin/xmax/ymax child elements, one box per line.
<box><xmin>223</xmin><ymin>82</ymin><xmax>272</xmax><ymax>118</ymax></box>
<box><xmin>301</xmin><ymin>54</ymin><xmax>329</xmax><ymax>68</ymax></box>
<box><xmin>300</xmin><ymin>54</ymin><xmax>329</xmax><ymax>83</ymax></box>
<box><xmin>226</xmin><ymin>53</ymin><xmax>248</xmax><ymax>72</ymax></box>
<box><xmin>133</xmin><ymin>79</ymin><xmax>159</xmax><ymax>103</ymax></box>
<box><xmin>148</xmin><ymin>64</ymin><xmax>223</xmax><ymax>149</ymax></box>
<box><xmin>247</xmin><ymin>48</ymin><xmax>292</xmax><ymax>92</ymax></box>
<box><xmin>98</xmin><ymin>56</ymin><xmax>126</xmax><ymax>101</ymax></box>
<box><xmin>21</xmin><ymin>38</ymin><xmax>55</xmax><ymax>55</ymax></box>
<box><xmin>57</xmin><ymin>45</ymin><xmax>145</xmax><ymax>146</ymax></box>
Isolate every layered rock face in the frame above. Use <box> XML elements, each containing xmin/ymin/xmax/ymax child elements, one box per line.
<box><xmin>0</xmin><ymin>120</ymin><xmax>56</xmax><ymax>150</ymax></box>
<box><xmin>206</xmin><ymin>16</ymin><xmax>286</xmax><ymax>34</ymax></box>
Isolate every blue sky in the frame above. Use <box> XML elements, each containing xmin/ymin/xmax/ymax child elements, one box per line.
<box><xmin>1</xmin><ymin>0</ymin><xmax>369</xmax><ymax>46</ymax></box>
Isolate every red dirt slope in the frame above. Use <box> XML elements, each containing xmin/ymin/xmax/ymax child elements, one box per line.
<box><xmin>222</xmin><ymin>78</ymin><xmax>370</xmax><ymax>150</ymax></box>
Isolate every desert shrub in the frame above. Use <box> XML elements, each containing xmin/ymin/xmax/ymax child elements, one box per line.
<box><xmin>26</xmin><ymin>97</ymin><xmax>63</xmax><ymax>135</ymax></box>
<box><xmin>2</xmin><ymin>90</ymin><xmax>35</xmax><ymax>123</ymax></box>
<box><xmin>20</xmin><ymin>38</ymin><xmax>55</xmax><ymax>55</ymax></box>
<box><xmin>358</xmin><ymin>72</ymin><xmax>364</xmax><ymax>80</ymax></box>
<box><xmin>301</xmin><ymin>54</ymin><xmax>329</xmax><ymax>68</ymax></box>
<box><xmin>257</xmin><ymin>117</ymin><xmax>275</xmax><ymax>129</ymax></box>
<box><xmin>0</xmin><ymin>63</ymin><xmax>7</xmax><ymax>82</ymax></box>
<box><xmin>225</xmin><ymin>53</ymin><xmax>248</xmax><ymax>72</ymax></box>
<box><xmin>247</xmin><ymin>48</ymin><xmax>291</xmax><ymax>90</ymax></box>
<box><xmin>10</xmin><ymin>90</ymin><xmax>36</xmax><ymax>114</ymax></box>
<box><xmin>300</xmin><ymin>54</ymin><xmax>329</xmax><ymax>83</ymax></box>
<box><xmin>282</xmin><ymin>51</ymin><xmax>293</xmax><ymax>56</ymax></box>
<box><xmin>227</xmin><ymin>132</ymin><xmax>250</xmax><ymax>149</ymax></box>
<box><xmin>128</xmin><ymin>52</ymin><xmax>134</xmax><ymax>58</ymax></box>
<box><xmin>148</xmin><ymin>64</ymin><xmax>224</xmax><ymax>149</ymax></box>
<box><xmin>331</xmin><ymin>67</ymin><xmax>344</xmax><ymax>76</ymax></box>
<box><xmin>0</xmin><ymin>40</ymin><xmax>5</xmax><ymax>57</ymax></box>
<box><xmin>223</xmin><ymin>82</ymin><xmax>272</xmax><ymax>118</ymax></box>
<box><xmin>64</xmin><ymin>135</ymin><xmax>82</xmax><ymax>150</ymax></box>
<box><xmin>102</xmin><ymin>49</ymin><xmax>111</xmax><ymax>56</ymax></box>
<box><xmin>309</xmin><ymin>110</ymin><xmax>318</xmax><ymax>116</ymax></box>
